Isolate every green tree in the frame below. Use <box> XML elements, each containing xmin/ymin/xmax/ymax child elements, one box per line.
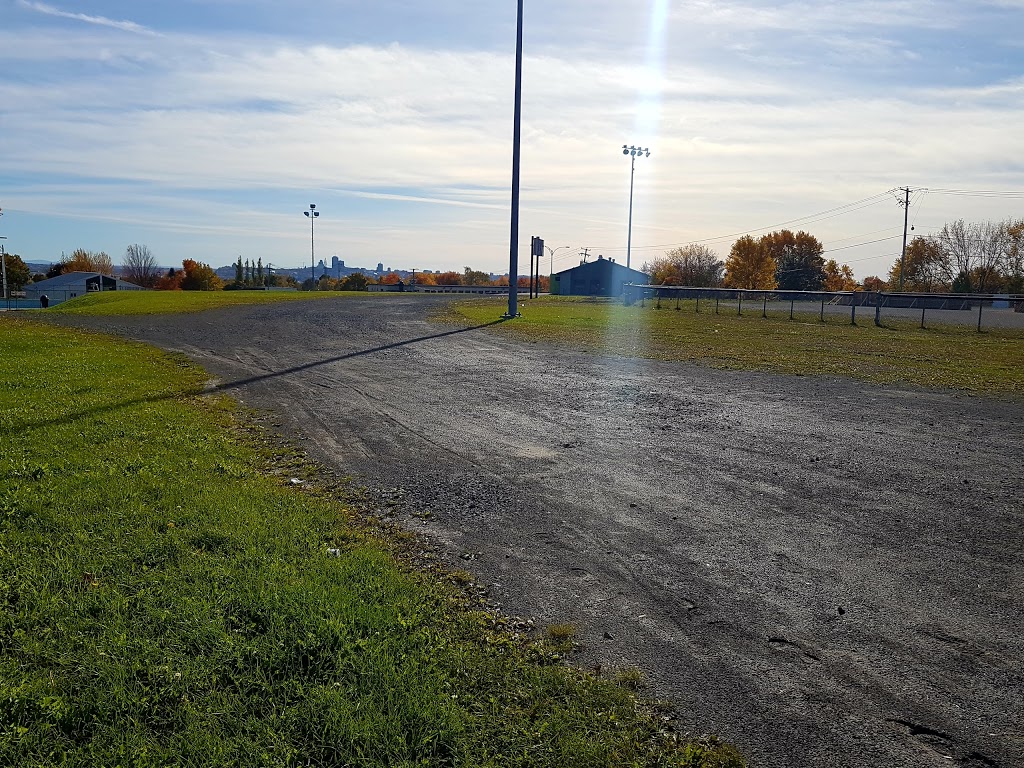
<box><xmin>335</xmin><ymin>273</ymin><xmax>368</xmax><ymax>291</ymax></box>
<box><xmin>2</xmin><ymin>253</ymin><xmax>32</xmax><ymax>292</ymax></box>
<box><xmin>234</xmin><ymin>257</ymin><xmax>243</xmax><ymax>286</ymax></box>
<box><xmin>723</xmin><ymin>236</ymin><xmax>777</xmax><ymax>289</ymax></box>
<box><xmin>766</xmin><ymin>230</ymin><xmax>825</xmax><ymax>291</ymax></box>
<box><xmin>256</xmin><ymin>258</ymin><xmax>264</xmax><ymax>286</ymax></box>
<box><xmin>463</xmin><ymin>266</ymin><xmax>493</xmax><ymax>286</ymax></box>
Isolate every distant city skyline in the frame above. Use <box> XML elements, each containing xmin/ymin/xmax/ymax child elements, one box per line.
<box><xmin>2</xmin><ymin>0</ymin><xmax>1023</xmax><ymax>280</ymax></box>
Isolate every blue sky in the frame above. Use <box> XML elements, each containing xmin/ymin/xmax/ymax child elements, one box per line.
<box><xmin>2</xmin><ymin>0</ymin><xmax>1023</xmax><ymax>277</ymax></box>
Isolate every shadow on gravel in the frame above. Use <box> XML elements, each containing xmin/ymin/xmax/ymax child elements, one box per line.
<box><xmin>9</xmin><ymin>318</ymin><xmax>507</xmax><ymax>434</ymax></box>
<box><xmin>214</xmin><ymin>318</ymin><xmax>507</xmax><ymax>392</ymax></box>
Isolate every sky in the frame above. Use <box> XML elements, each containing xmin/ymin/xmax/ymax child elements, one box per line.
<box><xmin>1</xmin><ymin>0</ymin><xmax>1023</xmax><ymax>278</ymax></box>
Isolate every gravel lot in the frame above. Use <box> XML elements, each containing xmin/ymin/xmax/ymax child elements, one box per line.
<box><xmin>52</xmin><ymin>295</ymin><xmax>1024</xmax><ymax>768</ymax></box>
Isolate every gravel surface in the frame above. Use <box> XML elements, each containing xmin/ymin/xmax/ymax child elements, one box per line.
<box><xmin>51</xmin><ymin>295</ymin><xmax>1023</xmax><ymax>768</ymax></box>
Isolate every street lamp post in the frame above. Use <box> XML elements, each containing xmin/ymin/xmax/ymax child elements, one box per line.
<box><xmin>545</xmin><ymin>245</ymin><xmax>571</xmax><ymax>278</ymax></box>
<box><xmin>622</xmin><ymin>145</ymin><xmax>651</xmax><ymax>270</ymax></box>
<box><xmin>303</xmin><ymin>203</ymin><xmax>319</xmax><ymax>289</ymax></box>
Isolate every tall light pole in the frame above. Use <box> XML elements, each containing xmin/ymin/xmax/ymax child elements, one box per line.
<box><xmin>303</xmin><ymin>203</ymin><xmax>319</xmax><ymax>288</ymax></box>
<box><xmin>622</xmin><ymin>145</ymin><xmax>651</xmax><ymax>270</ymax></box>
<box><xmin>506</xmin><ymin>0</ymin><xmax>524</xmax><ymax>318</ymax></box>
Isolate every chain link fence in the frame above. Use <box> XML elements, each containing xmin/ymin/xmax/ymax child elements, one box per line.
<box><xmin>623</xmin><ymin>285</ymin><xmax>1024</xmax><ymax>332</ymax></box>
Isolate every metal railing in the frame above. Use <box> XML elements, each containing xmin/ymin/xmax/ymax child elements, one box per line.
<box><xmin>622</xmin><ymin>285</ymin><xmax>1024</xmax><ymax>332</ymax></box>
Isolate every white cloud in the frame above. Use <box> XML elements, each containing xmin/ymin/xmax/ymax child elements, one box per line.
<box><xmin>2</xmin><ymin>2</ymin><xmax>1023</xmax><ymax>276</ymax></box>
<box><xmin>17</xmin><ymin>0</ymin><xmax>160</xmax><ymax>36</ymax></box>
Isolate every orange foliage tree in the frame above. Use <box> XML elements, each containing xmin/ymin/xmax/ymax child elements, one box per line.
<box><xmin>723</xmin><ymin>236</ymin><xmax>777</xmax><ymax>289</ymax></box>
<box><xmin>435</xmin><ymin>271</ymin><xmax>462</xmax><ymax>285</ymax></box>
<box><xmin>180</xmin><ymin>259</ymin><xmax>223</xmax><ymax>291</ymax></box>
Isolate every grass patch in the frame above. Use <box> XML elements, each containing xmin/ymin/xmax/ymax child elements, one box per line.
<box><xmin>0</xmin><ymin>315</ymin><xmax>745</xmax><ymax>767</ymax></box>
<box><xmin>43</xmin><ymin>289</ymin><xmax>375</xmax><ymax>316</ymax></box>
<box><xmin>446</xmin><ymin>296</ymin><xmax>1024</xmax><ymax>393</ymax></box>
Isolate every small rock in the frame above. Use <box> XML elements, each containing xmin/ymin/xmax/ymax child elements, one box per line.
<box><xmin>603</xmin><ymin>631</ymin><xmax>613</xmax><ymax>640</ymax></box>
<box><xmin>837</xmin><ymin>606</ymin><xmax>846</xmax><ymax>615</ymax></box>
<box><xmin>289</xmin><ymin>478</ymin><xmax>304</xmax><ymax>485</ymax></box>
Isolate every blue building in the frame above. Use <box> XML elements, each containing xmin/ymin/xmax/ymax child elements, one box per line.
<box><xmin>550</xmin><ymin>256</ymin><xmax>648</xmax><ymax>297</ymax></box>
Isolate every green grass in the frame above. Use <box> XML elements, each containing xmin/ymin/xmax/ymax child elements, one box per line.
<box><xmin>447</xmin><ymin>296</ymin><xmax>1024</xmax><ymax>393</ymax></box>
<box><xmin>44</xmin><ymin>289</ymin><xmax>373</xmax><ymax>316</ymax></box>
<box><xmin>0</xmin><ymin>316</ymin><xmax>744</xmax><ymax>767</ymax></box>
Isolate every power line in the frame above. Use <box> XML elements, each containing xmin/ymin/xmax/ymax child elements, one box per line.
<box><xmin>580</xmin><ymin>190</ymin><xmax>895</xmax><ymax>255</ymax></box>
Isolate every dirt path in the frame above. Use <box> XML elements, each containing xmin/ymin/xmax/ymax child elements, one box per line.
<box><xmin>51</xmin><ymin>296</ymin><xmax>1024</xmax><ymax>768</ymax></box>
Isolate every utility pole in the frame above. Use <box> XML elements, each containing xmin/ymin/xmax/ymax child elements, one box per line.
<box><xmin>897</xmin><ymin>187</ymin><xmax>910</xmax><ymax>291</ymax></box>
<box><xmin>580</xmin><ymin>247</ymin><xmax>590</xmax><ymax>263</ymax></box>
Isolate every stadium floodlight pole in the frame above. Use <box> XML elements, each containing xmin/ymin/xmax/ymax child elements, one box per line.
<box><xmin>545</xmin><ymin>244</ymin><xmax>571</xmax><ymax>277</ymax></box>
<box><xmin>506</xmin><ymin>0</ymin><xmax>524</xmax><ymax>318</ymax></box>
<box><xmin>303</xmin><ymin>203</ymin><xmax>319</xmax><ymax>288</ymax></box>
<box><xmin>623</xmin><ymin>145</ymin><xmax>650</xmax><ymax>270</ymax></box>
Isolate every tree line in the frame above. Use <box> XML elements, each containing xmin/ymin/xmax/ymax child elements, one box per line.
<box><xmin>643</xmin><ymin>217</ymin><xmax>1024</xmax><ymax>294</ymax></box>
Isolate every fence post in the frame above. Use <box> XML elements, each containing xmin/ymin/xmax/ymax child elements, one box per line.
<box><xmin>921</xmin><ymin>306</ymin><xmax>926</xmax><ymax>329</ymax></box>
<box><xmin>790</xmin><ymin>299</ymin><xmax>794</xmax><ymax>320</ymax></box>
<box><xmin>762</xmin><ymin>293</ymin><xmax>767</xmax><ymax>318</ymax></box>
<box><xmin>695</xmin><ymin>295</ymin><xmax>699</xmax><ymax>313</ymax></box>
<box><xmin>850</xmin><ymin>299</ymin><xmax>856</xmax><ymax>326</ymax></box>
<box><xmin>820</xmin><ymin>297</ymin><xmax>825</xmax><ymax>322</ymax></box>
<box><xmin>675</xmin><ymin>293</ymin><xmax>680</xmax><ymax>310</ymax></box>
<box><xmin>874</xmin><ymin>291</ymin><xmax>882</xmax><ymax>327</ymax></box>
<box><xmin>715</xmin><ymin>295</ymin><xmax>719</xmax><ymax>314</ymax></box>
<box><xmin>738</xmin><ymin>292</ymin><xmax>743</xmax><ymax>316</ymax></box>
<box><xmin>977</xmin><ymin>299</ymin><xmax>983</xmax><ymax>332</ymax></box>
<box><xmin>656</xmin><ymin>290</ymin><xmax>661</xmax><ymax>309</ymax></box>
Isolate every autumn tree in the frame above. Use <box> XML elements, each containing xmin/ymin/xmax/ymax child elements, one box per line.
<box><xmin>861</xmin><ymin>276</ymin><xmax>887</xmax><ymax>292</ymax></box>
<box><xmin>822</xmin><ymin>259</ymin><xmax>858</xmax><ymax>291</ymax></box>
<box><xmin>2</xmin><ymin>253</ymin><xmax>32</xmax><ymax>292</ymax></box>
<box><xmin>765</xmin><ymin>230</ymin><xmax>825</xmax><ymax>291</ymax></box>
<box><xmin>463</xmin><ymin>267</ymin><xmax>493</xmax><ymax>286</ymax></box>
<box><xmin>435</xmin><ymin>271</ymin><xmax>463</xmax><ymax>285</ymax></box>
<box><xmin>887</xmin><ymin>237</ymin><xmax>951</xmax><ymax>292</ymax></box>
<box><xmin>122</xmin><ymin>243</ymin><xmax>159</xmax><ymax>287</ymax></box>
<box><xmin>414</xmin><ymin>272</ymin><xmax>437</xmax><ymax>286</ymax></box>
<box><xmin>380</xmin><ymin>272</ymin><xmax>403</xmax><ymax>285</ymax></box>
<box><xmin>179</xmin><ymin>259</ymin><xmax>223</xmax><ymax>291</ymax></box>
<box><xmin>1002</xmin><ymin>219</ymin><xmax>1024</xmax><ymax>291</ymax></box>
<box><xmin>64</xmin><ymin>248</ymin><xmax>114</xmax><ymax>275</ymax></box>
<box><xmin>644</xmin><ymin>244</ymin><xmax>724</xmax><ymax>286</ymax></box>
<box><xmin>156</xmin><ymin>267</ymin><xmax>183</xmax><ymax>290</ymax></box>
<box><xmin>723</xmin><ymin>235</ymin><xmax>777</xmax><ymax>289</ymax></box>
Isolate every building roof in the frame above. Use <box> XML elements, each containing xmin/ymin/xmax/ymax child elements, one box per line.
<box><xmin>27</xmin><ymin>272</ymin><xmax>142</xmax><ymax>290</ymax></box>
<box><xmin>554</xmin><ymin>258</ymin><xmax>648</xmax><ymax>280</ymax></box>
